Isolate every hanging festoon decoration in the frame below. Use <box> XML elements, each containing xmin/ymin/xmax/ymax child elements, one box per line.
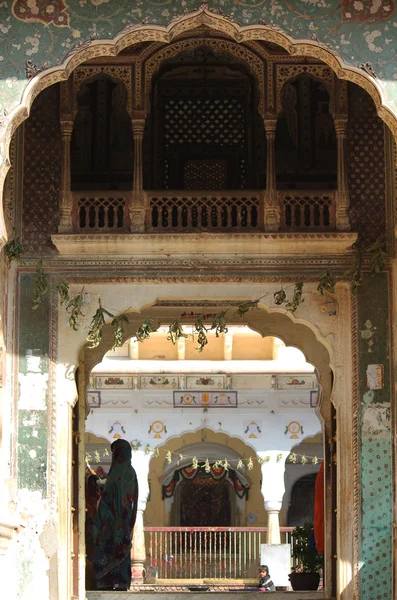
<box><xmin>84</xmin><ymin>439</ymin><xmax>323</xmax><ymax>477</ymax></box>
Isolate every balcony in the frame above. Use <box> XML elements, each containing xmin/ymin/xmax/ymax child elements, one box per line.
<box><xmin>51</xmin><ymin>189</ymin><xmax>357</xmax><ymax>256</ymax></box>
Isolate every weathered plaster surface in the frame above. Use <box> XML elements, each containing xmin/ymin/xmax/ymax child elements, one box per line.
<box><xmin>358</xmin><ymin>273</ymin><xmax>392</xmax><ymax>600</ymax></box>
<box><xmin>0</xmin><ymin>0</ymin><xmax>397</xmax><ymax>120</ymax></box>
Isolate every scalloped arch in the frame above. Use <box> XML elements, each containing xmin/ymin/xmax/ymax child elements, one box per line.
<box><xmin>1</xmin><ymin>5</ymin><xmax>394</xmax><ymax>240</ymax></box>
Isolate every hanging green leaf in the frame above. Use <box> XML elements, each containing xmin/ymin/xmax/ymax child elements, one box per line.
<box><xmin>4</xmin><ymin>239</ymin><xmax>24</xmax><ymax>266</ymax></box>
<box><xmin>135</xmin><ymin>318</ymin><xmax>154</xmax><ymax>342</ymax></box>
<box><xmin>211</xmin><ymin>310</ymin><xmax>229</xmax><ymax>337</ymax></box>
<box><xmin>86</xmin><ymin>298</ymin><xmax>114</xmax><ymax>349</ymax></box>
<box><xmin>317</xmin><ymin>271</ymin><xmax>336</xmax><ymax>296</ymax></box>
<box><xmin>167</xmin><ymin>319</ymin><xmax>188</xmax><ymax>345</ymax></box>
<box><xmin>56</xmin><ymin>280</ymin><xmax>70</xmax><ymax>305</ymax></box>
<box><xmin>66</xmin><ymin>287</ymin><xmax>86</xmax><ymax>331</ymax></box>
<box><xmin>273</xmin><ymin>289</ymin><xmax>287</xmax><ymax>305</ymax></box>
<box><xmin>285</xmin><ymin>282</ymin><xmax>304</xmax><ymax>313</ymax></box>
<box><xmin>111</xmin><ymin>313</ymin><xmax>129</xmax><ymax>349</ymax></box>
<box><xmin>32</xmin><ymin>260</ymin><xmax>48</xmax><ymax>310</ymax></box>
<box><xmin>367</xmin><ymin>236</ymin><xmax>386</xmax><ymax>274</ymax></box>
<box><xmin>346</xmin><ymin>250</ymin><xmax>363</xmax><ymax>296</ymax></box>
<box><xmin>234</xmin><ymin>300</ymin><xmax>259</xmax><ymax>317</ymax></box>
<box><xmin>194</xmin><ymin>315</ymin><xmax>208</xmax><ymax>352</ymax></box>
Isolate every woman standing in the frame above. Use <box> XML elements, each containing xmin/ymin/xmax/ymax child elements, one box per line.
<box><xmin>93</xmin><ymin>439</ymin><xmax>138</xmax><ymax>591</ymax></box>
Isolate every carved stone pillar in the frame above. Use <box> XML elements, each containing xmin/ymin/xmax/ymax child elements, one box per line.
<box><xmin>334</xmin><ymin>117</ymin><xmax>351</xmax><ymax>232</ymax></box>
<box><xmin>265</xmin><ymin>500</ymin><xmax>282</xmax><ymax>545</ymax></box>
<box><xmin>130</xmin><ymin>451</ymin><xmax>150</xmax><ymax>585</ymax></box>
<box><xmin>58</xmin><ymin>120</ymin><xmax>74</xmax><ymax>233</ymax></box>
<box><xmin>130</xmin><ymin>118</ymin><xmax>146</xmax><ymax>233</ymax></box>
<box><xmin>264</xmin><ymin>118</ymin><xmax>280</xmax><ymax>232</ymax></box>
<box><xmin>131</xmin><ymin>508</ymin><xmax>146</xmax><ymax>585</ymax></box>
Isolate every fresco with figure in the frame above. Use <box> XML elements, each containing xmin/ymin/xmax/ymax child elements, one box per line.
<box><xmin>1</xmin><ymin>1</ymin><xmax>397</xmax><ymax>120</ymax></box>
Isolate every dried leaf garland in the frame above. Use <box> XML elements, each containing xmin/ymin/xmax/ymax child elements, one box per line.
<box><xmin>347</xmin><ymin>250</ymin><xmax>363</xmax><ymax>296</ymax></box>
<box><xmin>56</xmin><ymin>280</ymin><xmax>70</xmax><ymax>305</ymax></box>
<box><xmin>367</xmin><ymin>236</ymin><xmax>386</xmax><ymax>273</ymax></box>
<box><xmin>111</xmin><ymin>313</ymin><xmax>129</xmax><ymax>349</ymax></box>
<box><xmin>32</xmin><ymin>260</ymin><xmax>48</xmax><ymax>310</ymax></box>
<box><xmin>234</xmin><ymin>300</ymin><xmax>259</xmax><ymax>317</ymax></box>
<box><xmin>211</xmin><ymin>310</ymin><xmax>229</xmax><ymax>337</ymax></box>
<box><xmin>135</xmin><ymin>318</ymin><xmax>154</xmax><ymax>342</ymax></box>
<box><xmin>285</xmin><ymin>282</ymin><xmax>304</xmax><ymax>313</ymax></box>
<box><xmin>4</xmin><ymin>239</ymin><xmax>24</xmax><ymax>266</ymax></box>
<box><xmin>66</xmin><ymin>287</ymin><xmax>86</xmax><ymax>331</ymax></box>
<box><xmin>317</xmin><ymin>271</ymin><xmax>336</xmax><ymax>296</ymax></box>
<box><xmin>194</xmin><ymin>315</ymin><xmax>208</xmax><ymax>352</ymax></box>
<box><xmin>167</xmin><ymin>319</ymin><xmax>188</xmax><ymax>345</ymax></box>
<box><xmin>273</xmin><ymin>289</ymin><xmax>287</xmax><ymax>305</ymax></box>
<box><xmin>86</xmin><ymin>298</ymin><xmax>114</xmax><ymax>348</ymax></box>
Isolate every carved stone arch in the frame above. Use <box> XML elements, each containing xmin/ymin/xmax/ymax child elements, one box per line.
<box><xmin>275</xmin><ymin>64</ymin><xmax>335</xmax><ymax>116</ymax></box>
<box><xmin>72</xmin><ymin>65</ymin><xmax>133</xmax><ymax>115</ymax></box>
<box><xmin>0</xmin><ymin>4</ymin><xmax>395</xmax><ymax>240</ymax></box>
<box><xmin>143</xmin><ymin>36</ymin><xmax>266</xmax><ymax>118</ymax></box>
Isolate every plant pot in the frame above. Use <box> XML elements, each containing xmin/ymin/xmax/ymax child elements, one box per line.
<box><xmin>288</xmin><ymin>571</ymin><xmax>320</xmax><ymax>591</ymax></box>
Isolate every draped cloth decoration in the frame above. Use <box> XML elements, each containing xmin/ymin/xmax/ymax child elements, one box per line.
<box><xmin>162</xmin><ymin>463</ymin><xmax>249</xmax><ymax>499</ymax></box>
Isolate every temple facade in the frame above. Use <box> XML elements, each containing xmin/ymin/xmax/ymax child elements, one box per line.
<box><xmin>0</xmin><ymin>3</ymin><xmax>396</xmax><ymax>600</ymax></box>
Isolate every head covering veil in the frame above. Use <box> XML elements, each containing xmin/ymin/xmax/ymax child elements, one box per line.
<box><xmin>94</xmin><ymin>439</ymin><xmax>138</xmax><ymax>589</ymax></box>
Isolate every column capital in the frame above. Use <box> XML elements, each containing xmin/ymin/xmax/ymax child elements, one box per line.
<box><xmin>60</xmin><ymin>120</ymin><xmax>74</xmax><ymax>136</ymax></box>
<box><xmin>131</xmin><ymin>118</ymin><xmax>146</xmax><ymax>139</ymax></box>
<box><xmin>264</xmin><ymin>118</ymin><xmax>278</xmax><ymax>136</ymax></box>
<box><xmin>334</xmin><ymin>116</ymin><xmax>348</xmax><ymax>136</ymax></box>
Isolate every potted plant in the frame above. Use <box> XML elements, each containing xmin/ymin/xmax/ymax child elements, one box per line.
<box><xmin>288</xmin><ymin>522</ymin><xmax>323</xmax><ymax>591</ymax></box>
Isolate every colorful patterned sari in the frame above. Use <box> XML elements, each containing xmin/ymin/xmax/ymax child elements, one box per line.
<box><xmin>93</xmin><ymin>439</ymin><xmax>138</xmax><ymax>591</ymax></box>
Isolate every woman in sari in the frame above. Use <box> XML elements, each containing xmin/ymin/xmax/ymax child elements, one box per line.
<box><xmin>93</xmin><ymin>439</ymin><xmax>138</xmax><ymax>591</ymax></box>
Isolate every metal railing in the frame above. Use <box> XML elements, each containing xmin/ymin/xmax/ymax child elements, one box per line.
<box><xmin>145</xmin><ymin>526</ymin><xmax>295</xmax><ymax>580</ymax></box>
<box><xmin>147</xmin><ymin>191</ymin><xmax>262</xmax><ymax>232</ymax></box>
<box><xmin>279</xmin><ymin>190</ymin><xmax>335</xmax><ymax>231</ymax></box>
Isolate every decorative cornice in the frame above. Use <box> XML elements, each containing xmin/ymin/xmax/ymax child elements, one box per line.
<box><xmin>51</xmin><ymin>232</ymin><xmax>358</xmax><ymax>258</ymax></box>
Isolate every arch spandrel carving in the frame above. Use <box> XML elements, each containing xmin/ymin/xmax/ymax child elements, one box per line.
<box><xmin>143</xmin><ymin>37</ymin><xmax>266</xmax><ymax>117</ymax></box>
<box><xmin>72</xmin><ymin>65</ymin><xmax>133</xmax><ymax>115</ymax></box>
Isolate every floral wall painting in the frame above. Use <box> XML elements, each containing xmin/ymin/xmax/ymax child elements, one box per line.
<box><xmin>107</xmin><ymin>420</ymin><xmax>126</xmax><ymax>440</ymax></box>
<box><xmin>284</xmin><ymin>420</ymin><xmax>304</xmax><ymax>439</ymax></box>
<box><xmin>186</xmin><ymin>375</ymin><xmax>225</xmax><ymax>389</ymax></box>
<box><xmin>148</xmin><ymin>420</ymin><xmax>168</xmax><ymax>439</ymax></box>
<box><xmin>173</xmin><ymin>391</ymin><xmax>238</xmax><ymax>408</ymax></box>
<box><xmin>360</xmin><ymin>319</ymin><xmax>377</xmax><ymax>353</ymax></box>
<box><xmin>140</xmin><ymin>375</ymin><xmax>178</xmax><ymax>389</ymax></box>
<box><xmin>277</xmin><ymin>375</ymin><xmax>315</xmax><ymax>390</ymax></box>
<box><xmin>366</xmin><ymin>364</ymin><xmax>384</xmax><ymax>390</ymax></box>
<box><xmin>340</xmin><ymin>0</ymin><xmax>394</xmax><ymax>23</ymax></box>
<box><xmin>243</xmin><ymin>420</ymin><xmax>262</xmax><ymax>439</ymax></box>
<box><xmin>87</xmin><ymin>390</ymin><xmax>101</xmax><ymax>409</ymax></box>
<box><xmin>95</xmin><ymin>375</ymin><xmax>133</xmax><ymax>389</ymax></box>
<box><xmin>12</xmin><ymin>0</ymin><xmax>71</xmax><ymax>27</ymax></box>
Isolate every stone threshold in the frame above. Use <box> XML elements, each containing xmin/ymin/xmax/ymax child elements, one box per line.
<box><xmin>86</xmin><ymin>592</ymin><xmax>329</xmax><ymax>599</ymax></box>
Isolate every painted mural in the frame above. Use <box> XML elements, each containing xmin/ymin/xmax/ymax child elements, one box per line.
<box><xmin>0</xmin><ymin>0</ymin><xmax>397</xmax><ymax>123</ymax></box>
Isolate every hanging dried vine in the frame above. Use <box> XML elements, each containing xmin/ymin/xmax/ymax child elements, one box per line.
<box><xmin>211</xmin><ymin>310</ymin><xmax>229</xmax><ymax>337</ymax></box>
<box><xmin>285</xmin><ymin>282</ymin><xmax>304</xmax><ymax>313</ymax></box>
<box><xmin>86</xmin><ymin>298</ymin><xmax>114</xmax><ymax>348</ymax></box>
<box><xmin>135</xmin><ymin>318</ymin><xmax>155</xmax><ymax>342</ymax></box>
<box><xmin>4</xmin><ymin>239</ymin><xmax>24</xmax><ymax>266</ymax></box>
<box><xmin>194</xmin><ymin>315</ymin><xmax>209</xmax><ymax>352</ymax></box>
<box><xmin>111</xmin><ymin>314</ymin><xmax>129</xmax><ymax>349</ymax></box>
<box><xmin>66</xmin><ymin>287</ymin><xmax>86</xmax><ymax>331</ymax></box>
<box><xmin>317</xmin><ymin>271</ymin><xmax>336</xmax><ymax>296</ymax></box>
<box><xmin>32</xmin><ymin>260</ymin><xmax>48</xmax><ymax>310</ymax></box>
<box><xmin>56</xmin><ymin>280</ymin><xmax>70</xmax><ymax>305</ymax></box>
<box><xmin>167</xmin><ymin>319</ymin><xmax>188</xmax><ymax>345</ymax></box>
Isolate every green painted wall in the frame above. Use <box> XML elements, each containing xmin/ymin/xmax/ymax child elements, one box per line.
<box><xmin>0</xmin><ymin>1</ymin><xmax>397</xmax><ymax>119</ymax></box>
<box><xmin>358</xmin><ymin>273</ymin><xmax>392</xmax><ymax>600</ymax></box>
<box><xmin>17</xmin><ymin>273</ymin><xmax>50</xmax><ymax>494</ymax></box>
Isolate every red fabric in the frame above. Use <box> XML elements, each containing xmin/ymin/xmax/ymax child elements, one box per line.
<box><xmin>314</xmin><ymin>461</ymin><xmax>325</xmax><ymax>554</ymax></box>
